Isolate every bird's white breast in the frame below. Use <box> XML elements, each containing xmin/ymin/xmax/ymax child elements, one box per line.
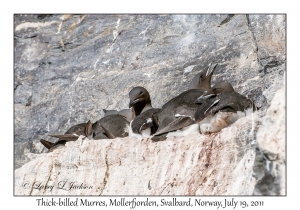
<box><xmin>166</xmin><ymin>123</ymin><xmax>200</xmax><ymax>137</ymax></box>
<box><xmin>199</xmin><ymin>111</ymin><xmax>246</xmax><ymax>134</ymax></box>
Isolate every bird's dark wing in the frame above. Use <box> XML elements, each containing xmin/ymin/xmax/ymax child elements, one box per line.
<box><xmin>131</xmin><ymin>109</ymin><xmax>161</xmax><ymax>134</ymax></box>
<box><xmin>154</xmin><ymin>89</ymin><xmax>204</xmax><ymax>135</ymax></box>
<box><xmin>48</xmin><ymin>134</ymin><xmax>80</xmax><ymax>141</ymax></box>
<box><xmin>93</xmin><ymin>114</ymin><xmax>129</xmax><ymax>140</ymax></box>
<box><xmin>154</xmin><ymin>115</ymin><xmax>195</xmax><ymax>136</ymax></box>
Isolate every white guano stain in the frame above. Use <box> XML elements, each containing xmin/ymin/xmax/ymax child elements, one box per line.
<box><xmin>56</xmin><ymin>22</ymin><xmax>63</xmax><ymax>34</ymax></box>
<box><xmin>93</xmin><ymin>58</ymin><xmax>100</xmax><ymax>69</ymax></box>
<box><xmin>15</xmin><ymin>21</ymin><xmax>58</xmax><ymax>31</ymax></box>
<box><xmin>102</xmin><ymin>59</ymin><xmax>110</xmax><ymax>65</ymax></box>
<box><xmin>108</xmin><ymin>19</ymin><xmax>121</xmax><ymax>53</ymax></box>
<box><xmin>143</xmin><ymin>72</ymin><xmax>153</xmax><ymax>78</ymax></box>
<box><xmin>106</xmin><ymin>45</ymin><xmax>114</xmax><ymax>53</ymax></box>
<box><xmin>113</xmin><ymin>19</ymin><xmax>121</xmax><ymax>41</ymax></box>
<box><xmin>139</xmin><ymin>25</ymin><xmax>151</xmax><ymax>40</ymax></box>
<box><xmin>116</xmin><ymin>18</ymin><xmax>120</xmax><ymax>29</ymax></box>
<box><xmin>59</xmin><ymin>15</ymin><xmax>67</xmax><ymax>20</ymax></box>
<box><xmin>216</xmin><ymin>45</ymin><xmax>227</xmax><ymax>51</ymax></box>
<box><xmin>184</xmin><ymin>65</ymin><xmax>196</xmax><ymax>74</ymax></box>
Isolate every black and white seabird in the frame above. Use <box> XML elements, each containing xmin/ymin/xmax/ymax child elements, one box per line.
<box><xmin>48</xmin><ymin>120</ymin><xmax>93</xmax><ymax>141</ymax></box>
<box><xmin>151</xmin><ymin>63</ymin><xmax>217</xmax><ymax>140</ymax></box>
<box><xmin>188</xmin><ymin>64</ymin><xmax>216</xmax><ymax>90</ymax></box>
<box><xmin>194</xmin><ymin>81</ymin><xmax>254</xmax><ymax>134</ymax></box>
<box><xmin>128</xmin><ymin>86</ymin><xmax>160</xmax><ymax>138</ymax></box>
<box><xmin>41</xmin><ymin>120</ymin><xmax>93</xmax><ymax>151</ymax></box>
<box><xmin>103</xmin><ymin>108</ymin><xmax>134</xmax><ymax>122</ymax></box>
<box><xmin>92</xmin><ymin>112</ymin><xmax>130</xmax><ymax>140</ymax></box>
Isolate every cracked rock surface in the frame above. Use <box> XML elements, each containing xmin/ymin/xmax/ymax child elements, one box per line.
<box><xmin>253</xmin><ymin>86</ymin><xmax>286</xmax><ymax>195</ymax></box>
<box><xmin>15</xmin><ymin>113</ymin><xmax>259</xmax><ymax>196</ymax></box>
<box><xmin>14</xmin><ymin>14</ymin><xmax>285</xmax><ymax>195</ymax></box>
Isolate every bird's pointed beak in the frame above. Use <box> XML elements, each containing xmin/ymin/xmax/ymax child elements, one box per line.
<box><xmin>129</xmin><ymin>98</ymin><xmax>139</xmax><ymax>108</ymax></box>
<box><xmin>206</xmin><ymin>63</ymin><xmax>218</xmax><ymax>77</ymax></box>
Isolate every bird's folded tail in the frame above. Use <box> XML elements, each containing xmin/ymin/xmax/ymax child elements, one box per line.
<box><xmin>84</xmin><ymin>120</ymin><xmax>93</xmax><ymax>137</ymax></box>
<box><xmin>40</xmin><ymin>139</ymin><xmax>54</xmax><ymax>149</ymax></box>
<box><xmin>151</xmin><ymin>133</ymin><xmax>168</xmax><ymax>142</ymax></box>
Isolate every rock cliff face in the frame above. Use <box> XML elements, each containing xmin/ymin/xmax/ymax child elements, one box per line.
<box><xmin>254</xmin><ymin>86</ymin><xmax>285</xmax><ymax>195</ymax></box>
<box><xmin>14</xmin><ymin>14</ymin><xmax>285</xmax><ymax>195</ymax></box>
<box><xmin>15</xmin><ymin>113</ymin><xmax>259</xmax><ymax>196</ymax></box>
<box><xmin>15</xmin><ymin>86</ymin><xmax>285</xmax><ymax>196</ymax></box>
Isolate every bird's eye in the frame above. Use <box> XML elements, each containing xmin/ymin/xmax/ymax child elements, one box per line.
<box><xmin>139</xmin><ymin>91</ymin><xmax>143</xmax><ymax>95</ymax></box>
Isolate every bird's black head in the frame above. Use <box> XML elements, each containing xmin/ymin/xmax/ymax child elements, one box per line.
<box><xmin>189</xmin><ymin>63</ymin><xmax>217</xmax><ymax>90</ymax></box>
<box><xmin>210</xmin><ymin>82</ymin><xmax>234</xmax><ymax>94</ymax></box>
<box><xmin>129</xmin><ymin>86</ymin><xmax>151</xmax><ymax>116</ymax></box>
<box><xmin>195</xmin><ymin>81</ymin><xmax>234</xmax><ymax>104</ymax></box>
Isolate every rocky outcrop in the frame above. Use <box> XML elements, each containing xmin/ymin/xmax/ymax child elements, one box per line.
<box><xmin>14</xmin><ymin>14</ymin><xmax>285</xmax><ymax>169</ymax></box>
<box><xmin>15</xmin><ymin>112</ymin><xmax>259</xmax><ymax>196</ymax></box>
<box><xmin>15</xmin><ymin>86</ymin><xmax>286</xmax><ymax>196</ymax></box>
<box><xmin>14</xmin><ymin>14</ymin><xmax>286</xmax><ymax>195</ymax></box>
<box><xmin>253</xmin><ymin>86</ymin><xmax>286</xmax><ymax>195</ymax></box>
